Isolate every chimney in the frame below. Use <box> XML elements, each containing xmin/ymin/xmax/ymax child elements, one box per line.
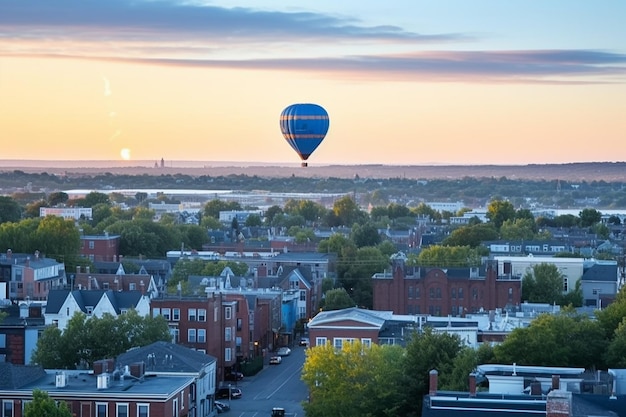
<box><xmin>35</xmin><ymin>250</ymin><xmax>40</xmax><ymax>259</ymax></box>
<box><xmin>76</xmin><ymin>265</ymin><xmax>81</xmax><ymax>274</ymax></box>
<box><xmin>546</xmin><ymin>390</ymin><xmax>572</xmax><ymax>417</ymax></box>
<box><xmin>552</xmin><ymin>375</ymin><xmax>560</xmax><ymax>391</ymax></box>
<box><xmin>429</xmin><ymin>370</ymin><xmax>438</xmax><ymax>396</ymax></box>
<box><xmin>130</xmin><ymin>362</ymin><xmax>145</xmax><ymax>378</ymax></box>
<box><xmin>6</xmin><ymin>249</ymin><xmax>11</xmax><ymax>260</ymax></box>
<box><xmin>25</xmin><ymin>256</ymin><xmax>30</xmax><ymax>267</ymax></box>
<box><xmin>469</xmin><ymin>373</ymin><xmax>477</xmax><ymax>397</ymax></box>
<box><xmin>86</xmin><ymin>266</ymin><xmax>90</xmax><ymax>274</ymax></box>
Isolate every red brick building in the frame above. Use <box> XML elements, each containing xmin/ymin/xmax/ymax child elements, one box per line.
<box><xmin>80</xmin><ymin>234</ymin><xmax>121</xmax><ymax>262</ymax></box>
<box><xmin>373</xmin><ymin>258</ymin><xmax>521</xmax><ymax>316</ymax></box>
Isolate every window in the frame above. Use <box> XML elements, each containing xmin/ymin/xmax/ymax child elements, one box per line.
<box><xmin>89</xmin><ymin>241</ymin><xmax>95</xmax><ymax>249</ymax></box>
<box><xmin>415</xmin><ymin>287</ymin><xmax>420</xmax><ymax>299</ymax></box>
<box><xmin>152</xmin><ymin>307</ymin><xmax>161</xmax><ymax>317</ymax></box>
<box><xmin>188</xmin><ymin>329</ymin><xmax>197</xmax><ymax>343</ymax></box>
<box><xmin>429</xmin><ymin>288</ymin><xmax>435</xmax><ymax>299</ymax></box>
<box><xmin>451</xmin><ymin>288</ymin><xmax>456</xmax><ymax>299</ymax></box>
<box><xmin>86</xmin><ymin>306</ymin><xmax>94</xmax><ymax>315</ymax></box>
<box><xmin>116</xmin><ymin>404</ymin><xmax>129</xmax><ymax>417</ymax></box>
<box><xmin>129</xmin><ymin>283</ymin><xmax>136</xmax><ymax>290</ymax></box>
<box><xmin>563</xmin><ymin>277</ymin><xmax>568</xmax><ymax>292</ymax></box>
<box><xmin>171</xmin><ymin>328</ymin><xmax>179</xmax><ymax>343</ymax></box>
<box><xmin>102</xmin><ymin>282</ymin><xmax>109</xmax><ymax>290</ymax></box>
<box><xmin>225</xmin><ymin>306</ymin><xmax>232</xmax><ymax>320</ymax></box>
<box><xmin>472</xmin><ymin>288</ymin><xmax>478</xmax><ymax>300</ymax></box>
<box><xmin>300</xmin><ymin>290</ymin><xmax>306</xmax><ymax>301</ymax></box>
<box><xmin>173</xmin><ymin>308</ymin><xmax>180</xmax><ymax>321</ymax></box>
<box><xmin>225</xmin><ymin>347</ymin><xmax>232</xmax><ymax>361</ymax></box>
<box><xmin>435</xmin><ymin>288</ymin><xmax>441</xmax><ymax>299</ymax></box>
<box><xmin>188</xmin><ymin>308</ymin><xmax>197</xmax><ymax>321</ymax></box>
<box><xmin>361</xmin><ymin>338</ymin><xmax>372</xmax><ymax>348</ymax></box>
<box><xmin>214</xmin><ymin>306</ymin><xmax>219</xmax><ymax>321</ymax></box>
<box><xmin>0</xmin><ymin>335</ymin><xmax>5</xmax><ymax>349</ymax></box>
<box><xmin>198</xmin><ymin>309</ymin><xmax>206</xmax><ymax>322</ymax></box>
<box><xmin>236</xmin><ymin>318</ymin><xmax>243</xmax><ymax>331</ymax></box>
<box><xmin>458</xmin><ymin>288</ymin><xmax>464</xmax><ymax>299</ymax></box>
<box><xmin>198</xmin><ymin>329</ymin><xmax>206</xmax><ymax>343</ymax></box>
<box><xmin>408</xmin><ymin>286</ymin><xmax>414</xmax><ymax>299</ymax></box>
<box><xmin>316</xmin><ymin>337</ymin><xmax>327</xmax><ymax>346</ymax></box>
<box><xmin>2</xmin><ymin>400</ymin><xmax>13</xmax><ymax>417</ymax></box>
<box><xmin>137</xmin><ymin>404</ymin><xmax>149</xmax><ymax>417</ymax></box>
<box><xmin>173</xmin><ymin>398</ymin><xmax>179</xmax><ymax>417</ymax></box>
<box><xmin>162</xmin><ymin>308</ymin><xmax>171</xmax><ymax>320</ymax></box>
<box><xmin>225</xmin><ymin>327</ymin><xmax>232</xmax><ymax>342</ymax></box>
<box><xmin>96</xmin><ymin>403</ymin><xmax>108</xmax><ymax>417</ymax></box>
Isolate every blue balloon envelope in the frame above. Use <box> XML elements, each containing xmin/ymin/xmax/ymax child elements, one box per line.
<box><xmin>280</xmin><ymin>103</ymin><xmax>329</xmax><ymax>167</ymax></box>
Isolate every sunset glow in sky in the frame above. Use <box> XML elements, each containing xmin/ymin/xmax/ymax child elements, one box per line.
<box><xmin>1</xmin><ymin>1</ymin><xmax>625</xmax><ymax>165</ymax></box>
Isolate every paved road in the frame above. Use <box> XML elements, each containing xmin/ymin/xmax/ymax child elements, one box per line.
<box><xmin>223</xmin><ymin>345</ymin><xmax>308</xmax><ymax>417</ymax></box>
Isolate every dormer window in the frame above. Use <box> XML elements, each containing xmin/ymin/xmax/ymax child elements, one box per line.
<box><xmin>86</xmin><ymin>306</ymin><xmax>94</xmax><ymax>315</ymax></box>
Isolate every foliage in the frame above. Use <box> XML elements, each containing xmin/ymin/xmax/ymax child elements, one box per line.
<box><xmin>486</xmin><ymin>199</ymin><xmax>516</xmax><ymax>228</ymax></box>
<box><xmin>332</xmin><ymin>195</ymin><xmax>366</xmax><ymax>226</ymax></box>
<box><xmin>338</xmin><ymin>246</ymin><xmax>388</xmax><ymax>309</ymax></box>
<box><xmin>203</xmin><ymin>199</ymin><xmax>242</xmax><ymax>219</ymax></box>
<box><xmin>320</xmin><ymin>288</ymin><xmax>355</xmax><ymax>311</ymax></box>
<box><xmin>0</xmin><ymin>195</ymin><xmax>22</xmax><ymax>224</ymax></box>
<box><xmin>24</xmin><ymin>389</ymin><xmax>72</xmax><ymax>417</ymax></box>
<box><xmin>579</xmin><ymin>208</ymin><xmax>602</xmax><ymax>227</ymax></box>
<box><xmin>31</xmin><ymin>310</ymin><xmax>171</xmax><ymax>369</ymax></box>
<box><xmin>521</xmin><ymin>263</ymin><xmax>564</xmax><ymax>304</ymax></box>
<box><xmin>302</xmin><ymin>341</ymin><xmax>405</xmax><ymax>417</ymax></box>
<box><xmin>500</xmin><ymin>218</ymin><xmax>537</xmax><ymax>240</ymax></box>
<box><xmin>596</xmin><ymin>286</ymin><xmax>626</xmax><ymax>340</ymax></box>
<box><xmin>398</xmin><ymin>328</ymin><xmax>466</xmax><ymax>417</ymax></box>
<box><xmin>350</xmin><ymin>222</ymin><xmax>381</xmax><ymax>248</ymax></box>
<box><xmin>415</xmin><ymin>245</ymin><xmax>482</xmax><ymax>267</ymax></box>
<box><xmin>605</xmin><ymin>318</ymin><xmax>626</xmax><ymax>367</ymax></box>
<box><xmin>442</xmin><ymin>223</ymin><xmax>498</xmax><ymax>247</ymax></box>
<box><xmin>493</xmin><ymin>313</ymin><xmax>607</xmax><ymax>369</ymax></box>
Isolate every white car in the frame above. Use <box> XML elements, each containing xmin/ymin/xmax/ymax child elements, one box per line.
<box><xmin>276</xmin><ymin>347</ymin><xmax>291</xmax><ymax>356</ymax></box>
<box><xmin>269</xmin><ymin>356</ymin><xmax>282</xmax><ymax>365</ymax></box>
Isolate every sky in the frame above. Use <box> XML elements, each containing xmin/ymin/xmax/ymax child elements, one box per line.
<box><xmin>1</xmin><ymin>1</ymin><xmax>626</xmax><ymax>166</ymax></box>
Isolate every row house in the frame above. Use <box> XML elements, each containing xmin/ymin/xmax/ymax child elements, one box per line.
<box><xmin>0</xmin><ymin>359</ymin><xmax>196</xmax><ymax>417</ymax></box>
<box><xmin>94</xmin><ymin>258</ymin><xmax>172</xmax><ymax>292</ymax></box>
<box><xmin>115</xmin><ymin>341</ymin><xmax>218</xmax><ymax>417</ymax></box>
<box><xmin>151</xmin><ymin>288</ymin><xmax>279</xmax><ymax>383</ymax></box>
<box><xmin>72</xmin><ymin>264</ymin><xmax>159</xmax><ymax>298</ymax></box>
<box><xmin>373</xmin><ymin>254</ymin><xmax>521</xmax><ymax>317</ymax></box>
<box><xmin>44</xmin><ymin>289</ymin><xmax>150</xmax><ymax>330</ymax></box>
<box><xmin>0</xmin><ymin>302</ymin><xmax>45</xmax><ymax>365</ymax></box>
<box><xmin>0</xmin><ymin>250</ymin><xmax>66</xmax><ymax>301</ymax></box>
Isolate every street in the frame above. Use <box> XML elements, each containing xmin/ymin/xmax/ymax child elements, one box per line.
<box><xmin>223</xmin><ymin>345</ymin><xmax>309</xmax><ymax>417</ymax></box>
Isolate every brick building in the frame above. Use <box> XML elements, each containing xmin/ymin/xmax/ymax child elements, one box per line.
<box><xmin>373</xmin><ymin>256</ymin><xmax>521</xmax><ymax>317</ymax></box>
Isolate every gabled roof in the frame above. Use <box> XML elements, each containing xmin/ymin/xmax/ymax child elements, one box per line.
<box><xmin>0</xmin><ymin>363</ymin><xmax>46</xmax><ymax>389</ymax></box>
<box><xmin>45</xmin><ymin>289</ymin><xmax>145</xmax><ymax>314</ymax></box>
<box><xmin>308</xmin><ymin>307</ymin><xmax>393</xmax><ymax>328</ymax></box>
<box><xmin>115</xmin><ymin>341</ymin><xmax>216</xmax><ymax>373</ymax></box>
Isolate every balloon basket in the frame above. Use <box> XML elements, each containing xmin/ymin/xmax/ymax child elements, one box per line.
<box><xmin>301</xmin><ymin>162</ymin><xmax>308</xmax><ymax>168</ymax></box>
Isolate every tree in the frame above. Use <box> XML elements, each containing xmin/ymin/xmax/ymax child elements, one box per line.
<box><xmin>321</xmin><ymin>288</ymin><xmax>354</xmax><ymax>311</ymax></box>
<box><xmin>350</xmin><ymin>222</ymin><xmax>381</xmax><ymax>248</ymax></box>
<box><xmin>521</xmin><ymin>263</ymin><xmax>564</xmax><ymax>304</ymax></box>
<box><xmin>500</xmin><ymin>218</ymin><xmax>537</xmax><ymax>240</ymax></box>
<box><xmin>245</xmin><ymin>214</ymin><xmax>262</xmax><ymax>227</ymax></box>
<box><xmin>332</xmin><ymin>195</ymin><xmax>365</xmax><ymax>226</ymax></box>
<box><xmin>31</xmin><ymin>310</ymin><xmax>171</xmax><ymax>369</ymax></box>
<box><xmin>493</xmin><ymin>313</ymin><xmax>607</xmax><ymax>369</ymax></box>
<box><xmin>302</xmin><ymin>341</ymin><xmax>405</xmax><ymax>417</ymax></box>
<box><xmin>82</xmin><ymin>191</ymin><xmax>110</xmax><ymax>207</ymax></box>
<box><xmin>486</xmin><ymin>199</ymin><xmax>516</xmax><ymax>228</ymax></box>
<box><xmin>415</xmin><ymin>245</ymin><xmax>481</xmax><ymax>268</ymax></box>
<box><xmin>0</xmin><ymin>196</ymin><xmax>21</xmax><ymax>224</ymax></box>
<box><xmin>24</xmin><ymin>389</ymin><xmax>72</xmax><ymax>417</ymax></box>
<box><xmin>596</xmin><ymin>286</ymin><xmax>626</xmax><ymax>340</ymax></box>
<box><xmin>35</xmin><ymin>215</ymin><xmax>82</xmax><ymax>259</ymax></box>
<box><xmin>47</xmin><ymin>191</ymin><xmax>69</xmax><ymax>206</ymax></box>
<box><xmin>579</xmin><ymin>208</ymin><xmax>602</xmax><ymax>227</ymax></box>
<box><xmin>441</xmin><ymin>223</ymin><xmax>498</xmax><ymax>248</ymax></box>
<box><xmin>203</xmin><ymin>199</ymin><xmax>241</xmax><ymax>219</ymax></box>
<box><xmin>264</xmin><ymin>205</ymin><xmax>283</xmax><ymax>225</ymax></box>
<box><xmin>398</xmin><ymin>328</ymin><xmax>466</xmax><ymax>417</ymax></box>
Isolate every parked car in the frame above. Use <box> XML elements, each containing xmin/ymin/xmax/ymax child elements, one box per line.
<box><xmin>224</xmin><ymin>371</ymin><xmax>244</xmax><ymax>381</ymax></box>
<box><xmin>299</xmin><ymin>337</ymin><xmax>310</xmax><ymax>347</ymax></box>
<box><xmin>217</xmin><ymin>387</ymin><xmax>242</xmax><ymax>399</ymax></box>
<box><xmin>215</xmin><ymin>400</ymin><xmax>230</xmax><ymax>413</ymax></box>
<box><xmin>276</xmin><ymin>347</ymin><xmax>291</xmax><ymax>356</ymax></box>
<box><xmin>269</xmin><ymin>356</ymin><xmax>282</xmax><ymax>365</ymax></box>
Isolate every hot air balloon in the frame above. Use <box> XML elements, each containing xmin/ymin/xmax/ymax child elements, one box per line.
<box><xmin>280</xmin><ymin>103</ymin><xmax>329</xmax><ymax>167</ymax></box>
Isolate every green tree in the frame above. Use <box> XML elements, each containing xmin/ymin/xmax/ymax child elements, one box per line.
<box><xmin>47</xmin><ymin>191</ymin><xmax>69</xmax><ymax>206</ymax></box>
<box><xmin>203</xmin><ymin>199</ymin><xmax>242</xmax><ymax>219</ymax></box>
<box><xmin>494</xmin><ymin>313</ymin><xmax>607</xmax><ymax>369</ymax></box>
<box><xmin>521</xmin><ymin>263</ymin><xmax>564</xmax><ymax>304</ymax></box>
<box><xmin>302</xmin><ymin>341</ymin><xmax>405</xmax><ymax>417</ymax></box>
<box><xmin>596</xmin><ymin>286</ymin><xmax>626</xmax><ymax>340</ymax></box>
<box><xmin>399</xmin><ymin>328</ymin><xmax>465</xmax><ymax>417</ymax></box>
<box><xmin>245</xmin><ymin>214</ymin><xmax>262</xmax><ymax>227</ymax></box>
<box><xmin>35</xmin><ymin>215</ymin><xmax>81</xmax><ymax>259</ymax></box>
<box><xmin>579</xmin><ymin>208</ymin><xmax>602</xmax><ymax>227</ymax></box>
<box><xmin>486</xmin><ymin>199</ymin><xmax>516</xmax><ymax>228</ymax></box>
<box><xmin>500</xmin><ymin>218</ymin><xmax>536</xmax><ymax>240</ymax></box>
<box><xmin>24</xmin><ymin>389</ymin><xmax>72</xmax><ymax>417</ymax></box>
<box><xmin>442</xmin><ymin>223</ymin><xmax>498</xmax><ymax>247</ymax></box>
<box><xmin>350</xmin><ymin>222</ymin><xmax>381</xmax><ymax>248</ymax></box>
<box><xmin>332</xmin><ymin>195</ymin><xmax>365</xmax><ymax>226</ymax></box>
<box><xmin>82</xmin><ymin>191</ymin><xmax>110</xmax><ymax>207</ymax></box>
<box><xmin>415</xmin><ymin>245</ymin><xmax>481</xmax><ymax>268</ymax></box>
<box><xmin>264</xmin><ymin>205</ymin><xmax>283</xmax><ymax>225</ymax></box>
<box><xmin>320</xmin><ymin>288</ymin><xmax>355</xmax><ymax>311</ymax></box>
<box><xmin>606</xmin><ymin>318</ymin><xmax>626</xmax><ymax>367</ymax></box>
<box><xmin>30</xmin><ymin>326</ymin><xmax>63</xmax><ymax>367</ymax></box>
<box><xmin>0</xmin><ymin>196</ymin><xmax>21</xmax><ymax>223</ymax></box>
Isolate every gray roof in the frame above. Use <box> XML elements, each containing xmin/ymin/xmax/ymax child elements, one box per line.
<box><xmin>115</xmin><ymin>341</ymin><xmax>216</xmax><ymax>374</ymax></box>
<box><xmin>0</xmin><ymin>363</ymin><xmax>46</xmax><ymax>389</ymax></box>
<box><xmin>582</xmin><ymin>263</ymin><xmax>618</xmax><ymax>282</ymax></box>
<box><xmin>45</xmin><ymin>289</ymin><xmax>145</xmax><ymax>314</ymax></box>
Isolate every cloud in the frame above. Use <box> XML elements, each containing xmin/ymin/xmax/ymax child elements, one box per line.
<box><xmin>1</xmin><ymin>0</ymin><xmax>625</xmax><ymax>83</ymax></box>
